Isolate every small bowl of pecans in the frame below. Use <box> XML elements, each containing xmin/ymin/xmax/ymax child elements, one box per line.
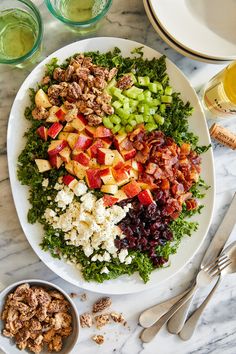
<box><xmin>0</xmin><ymin>279</ymin><xmax>79</xmax><ymax>354</ymax></box>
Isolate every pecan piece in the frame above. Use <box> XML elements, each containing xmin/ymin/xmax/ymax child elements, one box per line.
<box><xmin>93</xmin><ymin>297</ymin><xmax>112</xmax><ymax>313</ymax></box>
<box><xmin>116</xmin><ymin>75</ymin><xmax>133</xmax><ymax>90</ymax></box>
<box><xmin>76</xmin><ymin>67</ymin><xmax>90</xmax><ymax>81</ymax></box>
<box><xmin>110</xmin><ymin>312</ymin><xmax>125</xmax><ymax>324</ymax></box>
<box><xmin>32</xmin><ymin>106</ymin><xmax>49</xmax><ymax>120</ymax></box>
<box><xmin>87</xmin><ymin>114</ymin><xmax>102</xmax><ymax>126</ymax></box>
<box><xmin>102</xmin><ymin>103</ymin><xmax>114</xmax><ymax>115</ymax></box>
<box><xmin>53</xmin><ymin>67</ymin><xmax>65</xmax><ymax>82</ymax></box>
<box><xmin>64</xmin><ymin>65</ymin><xmax>75</xmax><ymax>81</ymax></box>
<box><xmin>108</xmin><ymin>67</ymin><xmax>118</xmax><ymax>81</ymax></box>
<box><xmin>92</xmin><ymin>334</ymin><xmax>104</xmax><ymax>345</ymax></box>
<box><xmin>95</xmin><ymin>314</ymin><xmax>110</xmax><ymax>329</ymax></box>
<box><xmin>80</xmin><ymin>312</ymin><xmax>93</xmax><ymax>328</ymax></box>
<box><xmin>67</xmin><ymin>81</ymin><xmax>82</xmax><ymax>99</ymax></box>
<box><xmin>48</xmin><ymin>335</ymin><xmax>63</xmax><ymax>352</ymax></box>
<box><xmin>41</xmin><ymin>76</ymin><xmax>51</xmax><ymax>85</ymax></box>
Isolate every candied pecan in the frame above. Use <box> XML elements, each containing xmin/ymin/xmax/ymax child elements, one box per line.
<box><xmin>33</xmin><ymin>288</ymin><xmax>51</xmax><ymax>307</ymax></box>
<box><xmin>27</xmin><ymin>339</ymin><xmax>43</xmax><ymax>354</ymax></box>
<box><xmin>78</xmin><ymin>78</ymin><xmax>85</xmax><ymax>91</ymax></box>
<box><xmin>80</xmin><ymin>312</ymin><xmax>93</xmax><ymax>328</ymax></box>
<box><xmin>2</xmin><ymin>329</ymin><xmax>13</xmax><ymax>337</ymax></box>
<box><xmin>29</xmin><ymin>318</ymin><xmax>42</xmax><ymax>332</ymax></box>
<box><xmin>91</xmin><ymin>87</ymin><xmax>102</xmax><ymax>95</ymax></box>
<box><xmin>63</xmin><ymin>100</ymin><xmax>75</xmax><ymax>110</ymax></box>
<box><xmin>76</xmin><ymin>67</ymin><xmax>90</xmax><ymax>81</ymax></box>
<box><xmin>43</xmin><ymin>328</ymin><xmax>56</xmax><ymax>343</ymax></box>
<box><xmin>92</xmin><ymin>66</ymin><xmax>109</xmax><ymax>79</ymax></box>
<box><xmin>54</xmin><ymin>312</ymin><xmax>72</xmax><ymax>330</ymax></box>
<box><xmin>48</xmin><ymin>335</ymin><xmax>63</xmax><ymax>352</ymax></box>
<box><xmin>59</xmin><ymin>82</ymin><xmax>69</xmax><ymax>97</ymax></box>
<box><xmin>110</xmin><ymin>312</ymin><xmax>125</xmax><ymax>324</ymax></box>
<box><xmin>58</xmin><ymin>326</ymin><xmax>72</xmax><ymax>337</ymax></box>
<box><xmin>20</xmin><ymin>310</ymin><xmax>36</xmax><ymax>322</ymax></box>
<box><xmin>102</xmin><ymin>103</ymin><xmax>114</xmax><ymax>115</ymax></box>
<box><xmin>116</xmin><ymin>75</ymin><xmax>133</xmax><ymax>90</ymax></box>
<box><xmin>26</xmin><ymin>289</ymin><xmax>38</xmax><ymax>308</ymax></box>
<box><xmin>70</xmin><ymin>58</ymin><xmax>81</xmax><ymax>69</ymax></box>
<box><xmin>92</xmin><ymin>334</ymin><xmax>104</xmax><ymax>345</ymax></box>
<box><xmin>41</xmin><ymin>76</ymin><xmax>51</xmax><ymax>85</ymax></box>
<box><xmin>108</xmin><ymin>67</ymin><xmax>118</xmax><ymax>81</ymax></box>
<box><xmin>48</xmin><ymin>96</ymin><xmax>61</xmax><ymax>106</ymax></box>
<box><xmin>35</xmin><ymin>334</ymin><xmax>44</xmax><ymax>346</ymax></box>
<box><xmin>15</xmin><ymin>328</ymin><xmax>30</xmax><ymax>344</ymax></box>
<box><xmin>74</xmin><ymin>53</ymin><xmax>84</xmax><ymax>63</ymax></box>
<box><xmin>96</xmin><ymin>92</ymin><xmax>112</xmax><ymax>104</ymax></box>
<box><xmin>95</xmin><ymin>314</ymin><xmax>110</xmax><ymax>329</ymax></box>
<box><xmin>47</xmin><ymin>299</ymin><xmax>70</xmax><ymax>313</ymax></box>
<box><xmin>94</xmin><ymin>76</ymin><xmax>107</xmax><ymax>90</ymax></box>
<box><xmin>87</xmin><ymin>114</ymin><xmax>102</xmax><ymax>126</ymax></box>
<box><xmin>18</xmin><ymin>341</ymin><xmax>28</xmax><ymax>350</ymax></box>
<box><xmin>82</xmin><ymin>56</ymin><xmax>93</xmax><ymax>68</ymax></box>
<box><xmin>32</xmin><ymin>106</ymin><xmax>49</xmax><ymax>120</ymax></box>
<box><xmin>93</xmin><ymin>297</ymin><xmax>112</xmax><ymax>313</ymax></box>
<box><xmin>47</xmin><ymin>84</ymin><xmax>62</xmax><ymax>98</ymax></box>
<box><xmin>67</xmin><ymin>81</ymin><xmax>82</xmax><ymax>99</ymax></box>
<box><xmin>64</xmin><ymin>65</ymin><xmax>75</xmax><ymax>81</ymax></box>
<box><xmin>81</xmin><ymin>92</ymin><xmax>96</xmax><ymax>101</ymax></box>
<box><xmin>53</xmin><ymin>67</ymin><xmax>65</xmax><ymax>82</ymax></box>
<box><xmin>87</xmin><ymin>74</ymin><xmax>95</xmax><ymax>88</ymax></box>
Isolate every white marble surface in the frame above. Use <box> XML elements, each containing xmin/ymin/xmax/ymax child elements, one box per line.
<box><xmin>0</xmin><ymin>1</ymin><xmax>236</xmax><ymax>353</ymax></box>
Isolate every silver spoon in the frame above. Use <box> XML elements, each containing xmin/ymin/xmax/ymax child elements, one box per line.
<box><xmin>179</xmin><ymin>241</ymin><xmax>236</xmax><ymax>340</ymax></box>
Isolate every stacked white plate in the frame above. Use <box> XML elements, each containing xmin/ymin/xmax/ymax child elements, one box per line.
<box><xmin>144</xmin><ymin>0</ymin><xmax>236</xmax><ymax>64</ymax></box>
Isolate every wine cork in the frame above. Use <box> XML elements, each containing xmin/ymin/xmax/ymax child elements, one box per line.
<box><xmin>209</xmin><ymin>123</ymin><xmax>236</xmax><ymax>150</ymax></box>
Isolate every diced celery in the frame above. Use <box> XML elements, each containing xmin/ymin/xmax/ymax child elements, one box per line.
<box><xmin>144</xmin><ymin>104</ymin><xmax>150</xmax><ymax>116</ymax></box>
<box><xmin>165</xmin><ymin>86</ymin><xmax>173</xmax><ymax>95</ymax></box>
<box><xmin>137</xmin><ymin>93</ymin><xmax>145</xmax><ymax>101</ymax></box>
<box><xmin>138</xmin><ymin>76</ymin><xmax>150</xmax><ymax>86</ymax></box>
<box><xmin>105</xmin><ymin>77</ymin><xmax>117</xmax><ymax>93</ymax></box>
<box><xmin>123</xmin><ymin>100</ymin><xmax>130</xmax><ymax>111</ymax></box>
<box><xmin>154</xmin><ymin>114</ymin><xmax>165</xmax><ymax>125</ymax></box>
<box><xmin>103</xmin><ymin>117</ymin><xmax>114</xmax><ymax>129</ymax></box>
<box><xmin>127</xmin><ymin>72</ymin><xmax>137</xmax><ymax>84</ymax></box>
<box><xmin>144</xmin><ymin>90</ymin><xmax>152</xmax><ymax>99</ymax></box>
<box><xmin>148</xmin><ymin>82</ymin><xmax>158</xmax><ymax>93</ymax></box>
<box><xmin>112</xmin><ymin>100</ymin><xmax>122</xmax><ymax>109</ymax></box>
<box><xmin>135</xmin><ymin>115</ymin><xmax>144</xmax><ymax>124</ymax></box>
<box><xmin>118</xmin><ymin>127</ymin><xmax>126</xmax><ymax>134</ymax></box>
<box><xmin>149</xmin><ymin>107</ymin><xmax>157</xmax><ymax>115</ymax></box>
<box><xmin>110</xmin><ymin>115</ymin><xmax>121</xmax><ymax>125</ymax></box>
<box><xmin>153</xmin><ymin>81</ymin><xmax>163</xmax><ymax>92</ymax></box>
<box><xmin>129</xmin><ymin>99</ymin><xmax>139</xmax><ymax>108</ymax></box>
<box><xmin>116</xmin><ymin>108</ymin><xmax>130</xmax><ymax>119</ymax></box>
<box><xmin>126</xmin><ymin>124</ymin><xmax>133</xmax><ymax>132</ymax></box>
<box><xmin>124</xmin><ymin>86</ymin><xmax>143</xmax><ymax>99</ymax></box>
<box><xmin>145</xmin><ymin>123</ymin><xmax>158</xmax><ymax>132</ymax></box>
<box><xmin>144</xmin><ymin>115</ymin><xmax>150</xmax><ymax>123</ymax></box>
<box><xmin>161</xmin><ymin>95</ymin><xmax>173</xmax><ymax>104</ymax></box>
<box><xmin>150</xmin><ymin>98</ymin><xmax>161</xmax><ymax>106</ymax></box>
<box><xmin>160</xmin><ymin>103</ymin><xmax>166</xmax><ymax>114</ymax></box>
<box><xmin>138</xmin><ymin>104</ymin><xmax>145</xmax><ymax>113</ymax></box>
<box><xmin>111</xmin><ymin>87</ymin><xmax>126</xmax><ymax>101</ymax></box>
<box><xmin>128</xmin><ymin>119</ymin><xmax>137</xmax><ymax>127</ymax></box>
<box><xmin>162</xmin><ymin>74</ymin><xmax>169</xmax><ymax>86</ymax></box>
<box><xmin>112</xmin><ymin>124</ymin><xmax>121</xmax><ymax>134</ymax></box>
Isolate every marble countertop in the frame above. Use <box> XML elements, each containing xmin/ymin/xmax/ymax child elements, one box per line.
<box><xmin>0</xmin><ymin>1</ymin><xmax>236</xmax><ymax>353</ymax></box>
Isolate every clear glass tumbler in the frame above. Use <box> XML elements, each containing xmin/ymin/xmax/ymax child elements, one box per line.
<box><xmin>0</xmin><ymin>0</ymin><xmax>43</xmax><ymax>66</ymax></box>
<box><xmin>45</xmin><ymin>0</ymin><xmax>112</xmax><ymax>33</ymax></box>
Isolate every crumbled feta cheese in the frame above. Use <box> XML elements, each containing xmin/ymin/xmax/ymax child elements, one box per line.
<box><xmin>125</xmin><ymin>256</ymin><xmax>133</xmax><ymax>265</ymax></box>
<box><xmin>73</xmin><ymin>181</ymin><xmax>88</xmax><ymax>197</ymax></box>
<box><xmin>42</xmin><ymin>178</ymin><xmax>49</xmax><ymax>188</ymax></box>
<box><xmin>54</xmin><ymin>182</ymin><xmax>63</xmax><ymax>190</ymax></box>
<box><xmin>118</xmin><ymin>249</ymin><xmax>128</xmax><ymax>263</ymax></box>
<box><xmin>55</xmin><ymin>187</ymin><xmax>74</xmax><ymax>209</ymax></box>
<box><xmin>80</xmin><ymin>193</ymin><xmax>96</xmax><ymax>212</ymax></box>
<box><xmin>100</xmin><ymin>266</ymin><xmax>109</xmax><ymax>274</ymax></box>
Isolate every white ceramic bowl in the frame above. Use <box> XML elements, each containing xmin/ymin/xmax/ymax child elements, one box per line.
<box><xmin>0</xmin><ymin>279</ymin><xmax>79</xmax><ymax>354</ymax></box>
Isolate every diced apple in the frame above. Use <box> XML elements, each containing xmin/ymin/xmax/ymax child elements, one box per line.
<box><xmin>48</xmin><ymin>140</ymin><xmax>68</xmax><ymax>156</ymax></box>
<box><xmin>35</xmin><ymin>89</ymin><xmax>52</xmax><ymax>108</ymax></box>
<box><xmin>35</xmin><ymin>159</ymin><xmax>52</xmax><ymax>172</ymax></box>
<box><xmin>113</xmin><ymin>132</ymin><xmax>127</xmax><ymax>150</ymax></box>
<box><xmin>65</xmin><ymin>161</ymin><xmax>74</xmax><ymax>175</ymax></box>
<box><xmin>103</xmin><ymin>195</ymin><xmax>119</xmax><ymax>207</ymax></box>
<box><xmin>85</xmin><ymin>126</ymin><xmax>96</xmax><ymax>137</ymax></box>
<box><xmin>138</xmin><ymin>189</ymin><xmax>154</xmax><ymax>205</ymax></box>
<box><xmin>67</xmin><ymin>133</ymin><xmax>80</xmax><ymax>149</ymax></box>
<box><xmin>94</xmin><ymin>126</ymin><xmax>112</xmax><ymax>138</ymax></box>
<box><xmin>122</xmin><ymin>181</ymin><xmax>141</xmax><ymax>198</ymax></box>
<box><xmin>86</xmin><ymin>168</ymin><xmax>102</xmax><ymax>189</ymax></box>
<box><xmin>59</xmin><ymin>146</ymin><xmax>71</xmax><ymax>163</ymax></box>
<box><xmin>49</xmin><ymin>155</ymin><xmax>63</xmax><ymax>169</ymax></box>
<box><xmin>97</xmin><ymin>148</ymin><xmax>115</xmax><ymax>165</ymax></box>
<box><xmin>36</xmin><ymin>126</ymin><xmax>47</xmax><ymax>141</ymax></box>
<box><xmin>131</xmin><ymin>160</ymin><xmax>143</xmax><ymax>173</ymax></box>
<box><xmin>63</xmin><ymin>175</ymin><xmax>76</xmax><ymax>186</ymax></box>
<box><xmin>71</xmin><ymin>115</ymin><xmax>87</xmax><ymax>131</ymax></box>
<box><xmin>120</xmin><ymin>148</ymin><xmax>136</xmax><ymax>161</ymax></box>
<box><xmin>129</xmin><ymin>168</ymin><xmax>138</xmax><ymax>180</ymax></box>
<box><xmin>74</xmin><ymin>133</ymin><xmax>93</xmax><ymax>150</ymax></box>
<box><xmin>113</xmin><ymin>161</ymin><xmax>125</xmax><ymax>170</ymax></box>
<box><xmin>89</xmin><ymin>158</ymin><xmax>100</xmax><ymax>168</ymax></box>
<box><xmin>72</xmin><ymin>152</ymin><xmax>90</xmax><ymax>166</ymax></box>
<box><xmin>100</xmin><ymin>167</ymin><xmax>116</xmax><ymax>185</ymax></box>
<box><xmin>113</xmin><ymin>150</ymin><xmax>124</xmax><ymax>166</ymax></box>
<box><xmin>87</xmin><ymin>140</ymin><xmax>104</xmax><ymax>158</ymax></box>
<box><xmin>101</xmin><ymin>184</ymin><xmax>118</xmax><ymax>195</ymax></box>
<box><xmin>73</xmin><ymin>161</ymin><xmax>88</xmax><ymax>179</ymax></box>
<box><xmin>63</xmin><ymin>122</ymin><xmax>74</xmax><ymax>132</ymax></box>
<box><xmin>113</xmin><ymin>190</ymin><xmax>128</xmax><ymax>202</ymax></box>
<box><xmin>47</xmin><ymin>122</ymin><xmax>63</xmax><ymax>139</ymax></box>
<box><xmin>55</xmin><ymin>108</ymin><xmax>66</xmax><ymax>121</ymax></box>
<box><xmin>58</xmin><ymin>132</ymin><xmax>70</xmax><ymax>140</ymax></box>
<box><xmin>101</xmin><ymin>137</ymin><xmax>113</xmax><ymax>148</ymax></box>
<box><xmin>112</xmin><ymin>168</ymin><xmax>130</xmax><ymax>186</ymax></box>
<box><xmin>46</xmin><ymin>106</ymin><xmax>60</xmax><ymax>123</ymax></box>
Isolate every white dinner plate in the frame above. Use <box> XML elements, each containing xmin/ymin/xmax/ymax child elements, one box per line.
<box><xmin>7</xmin><ymin>37</ymin><xmax>215</xmax><ymax>294</ymax></box>
<box><xmin>149</xmin><ymin>0</ymin><xmax>236</xmax><ymax>60</ymax></box>
<box><xmin>144</xmin><ymin>0</ymin><xmax>231</xmax><ymax>65</ymax></box>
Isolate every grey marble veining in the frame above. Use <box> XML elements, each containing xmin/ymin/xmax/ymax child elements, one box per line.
<box><xmin>0</xmin><ymin>1</ymin><xmax>236</xmax><ymax>353</ymax></box>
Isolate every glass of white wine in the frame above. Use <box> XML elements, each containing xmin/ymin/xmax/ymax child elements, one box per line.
<box><xmin>0</xmin><ymin>0</ymin><xmax>43</xmax><ymax>66</ymax></box>
<box><xmin>45</xmin><ymin>0</ymin><xmax>112</xmax><ymax>33</ymax></box>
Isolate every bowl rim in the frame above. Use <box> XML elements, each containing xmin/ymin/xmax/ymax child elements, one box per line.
<box><xmin>45</xmin><ymin>0</ymin><xmax>112</xmax><ymax>26</ymax></box>
<box><xmin>0</xmin><ymin>279</ymin><xmax>80</xmax><ymax>353</ymax></box>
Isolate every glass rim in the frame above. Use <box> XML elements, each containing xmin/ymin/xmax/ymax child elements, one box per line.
<box><xmin>0</xmin><ymin>0</ymin><xmax>43</xmax><ymax>65</ymax></box>
<box><xmin>45</xmin><ymin>0</ymin><xmax>112</xmax><ymax>26</ymax></box>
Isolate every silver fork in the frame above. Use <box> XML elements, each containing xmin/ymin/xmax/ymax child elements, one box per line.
<box><xmin>140</xmin><ymin>252</ymin><xmax>232</xmax><ymax>343</ymax></box>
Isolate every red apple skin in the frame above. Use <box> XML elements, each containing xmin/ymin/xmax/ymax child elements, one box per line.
<box><xmin>122</xmin><ymin>181</ymin><xmax>141</xmax><ymax>198</ymax></box>
<box><xmin>113</xmin><ymin>133</ymin><xmax>127</xmax><ymax>150</ymax></box>
<box><xmin>101</xmin><ymin>137</ymin><xmax>113</xmax><ymax>148</ymax></box>
<box><xmin>55</xmin><ymin>108</ymin><xmax>66</xmax><ymax>121</ymax></box>
<box><xmin>88</xmin><ymin>140</ymin><xmax>104</xmax><ymax>158</ymax></box>
<box><xmin>103</xmin><ymin>195</ymin><xmax>119</xmax><ymax>207</ymax></box>
<box><xmin>63</xmin><ymin>175</ymin><xmax>75</xmax><ymax>186</ymax></box>
<box><xmin>77</xmin><ymin>114</ymin><xmax>88</xmax><ymax>125</ymax></box>
<box><xmin>48</xmin><ymin>140</ymin><xmax>68</xmax><ymax>156</ymax></box>
<box><xmin>47</xmin><ymin>122</ymin><xmax>63</xmax><ymax>139</ymax></box>
<box><xmin>97</xmin><ymin>148</ymin><xmax>115</xmax><ymax>165</ymax></box>
<box><xmin>36</xmin><ymin>126</ymin><xmax>48</xmax><ymax>141</ymax></box>
<box><xmin>72</xmin><ymin>152</ymin><xmax>90</xmax><ymax>166</ymax></box>
<box><xmin>49</xmin><ymin>155</ymin><xmax>63</xmax><ymax>169</ymax></box>
<box><xmin>112</xmin><ymin>168</ymin><xmax>129</xmax><ymax>183</ymax></box>
<box><xmin>113</xmin><ymin>161</ymin><xmax>125</xmax><ymax>170</ymax></box>
<box><xmin>85</xmin><ymin>126</ymin><xmax>96</xmax><ymax>137</ymax></box>
<box><xmin>94</xmin><ymin>126</ymin><xmax>112</xmax><ymax>138</ymax></box>
<box><xmin>138</xmin><ymin>190</ymin><xmax>154</xmax><ymax>205</ymax></box>
<box><xmin>121</xmin><ymin>148</ymin><xmax>136</xmax><ymax>161</ymax></box>
<box><xmin>99</xmin><ymin>168</ymin><xmax>110</xmax><ymax>177</ymax></box>
<box><xmin>59</xmin><ymin>146</ymin><xmax>71</xmax><ymax>163</ymax></box>
<box><xmin>74</xmin><ymin>134</ymin><xmax>93</xmax><ymax>150</ymax></box>
<box><xmin>86</xmin><ymin>168</ymin><xmax>102</xmax><ymax>189</ymax></box>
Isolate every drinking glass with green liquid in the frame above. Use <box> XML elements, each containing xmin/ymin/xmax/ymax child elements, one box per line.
<box><xmin>0</xmin><ymin>0</ymin><xmax>43</xmax><ymax>66</ymax></box>
<box><xmin>45</xmin><ymin>0</ymin><xmax>112</xmax><ymax>33</ymax></box>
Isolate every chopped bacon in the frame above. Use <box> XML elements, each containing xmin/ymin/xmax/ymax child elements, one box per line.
<box><xmin>186</xmin><ymin>198</ymin><xmax>198</xmax><ymax>210</ymax></box>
